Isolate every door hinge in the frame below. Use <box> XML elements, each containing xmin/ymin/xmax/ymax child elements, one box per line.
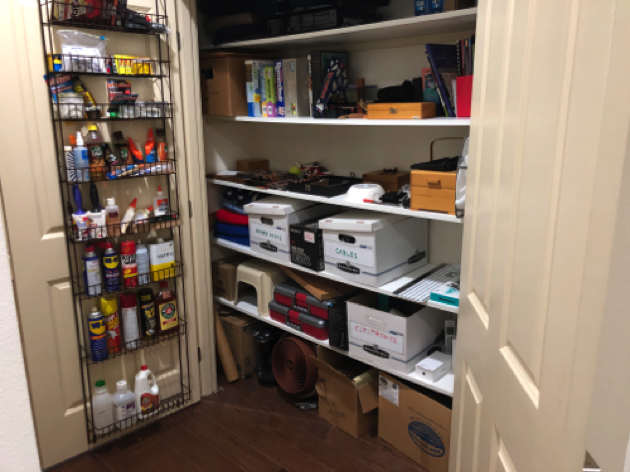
<box><xmin>189</xmin><ymin>200</ymin><xmax>193</xmax><ymax>219</ymax></box>
<box><xmin>177</xmin><ymin>31</ymin><xmax>181</xmax><ymax>52</ymax></box>
<box><xmin>198</xmin><ymin>347</ymin><xmax>202</xmax><ymax>363</ymax></box>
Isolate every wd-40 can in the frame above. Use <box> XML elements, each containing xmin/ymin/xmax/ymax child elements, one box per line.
<box><xmin>101</xmin><ymin>242</ymin><xmax>120</xmax><ymax>292</ymax></box>
<box><xmin>87</xmin><ymin>308</ymin><xmax>108</xmax><ymax>362</ymax></box>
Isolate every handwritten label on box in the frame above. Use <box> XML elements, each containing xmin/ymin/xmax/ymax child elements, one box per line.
<box><xmin>350</xmin><ymin>321</ymin><xmax>403</xmax><ymax>355</ymax></box>
<box><xmin>325</xmin><ymin>243</ymin><xmax>375</xmax><ymax>268</ymax></box>
<box><xmin>250</xmin><ymin>222</ymin><xmax>286</xmax><ymax>247</ymax></box>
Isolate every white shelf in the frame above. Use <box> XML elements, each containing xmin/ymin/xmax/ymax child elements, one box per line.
<box><xmin>211</xmin><ymin>236</ymin><xmax>459</xmax><ymax>314</ymax></box>
<box><xmin>222</xmin><ymin>116</ymin><xmax>471</xmax><ymax>127</ymax></box>
<box><xmin>210</xmin><ymin>9</ymin><xmax>477</xmax><ymax>50</ymax></box>
<box><xmin>215</xmin><ymin>294</ymin><xmax>455</xmax><ymax>397</ymax></box>
<box><xmin>207</xmin><ymin>178</ymin><xmax>462</xmax><ymax>224</ymax></box>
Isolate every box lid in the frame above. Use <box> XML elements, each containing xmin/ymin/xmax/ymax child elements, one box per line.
<box><xmin>318</xmin><ymin>210</ymin><xmax>407</xmax><ymax>233</ymax></box>
<box><xmin>416</xmin><ymin>352</ymin><xmax>452</xmax><ymax>373</ymax></box>
<box><xmin>244</xmin><ymin>197</ymin><xmax>315</xmax><ymax>216</ymax></box>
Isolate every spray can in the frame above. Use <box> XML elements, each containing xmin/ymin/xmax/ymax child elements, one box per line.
<box><xmin>100</xmin><ymin>296</ymin><xmax>122</xmax><ymax>354</ymax></box>
<box><xmin>87</xmin><ymin>307</ymin><xmax>108</xmax><ymax>362</ymax></box>
<box><xmin>83</xmin><ymin>244</ymin><xmax>102</xmax><ymax>297</ymax></box>
<box><xmin>120</xmin><ymin>293</ymin><xmax>139</xmax><ymax>349</ymax></box>
<box><xmin>101</xmin><ymin>242</ymin><xmax>120</xmax><ymax>292</ymax></box>
<box><xmin>138</xmin><ymin>288</ymin><xmax>156</xmax><ymax>339</ymax></box>
<box><xmin>120</xmin><ymin>240</ymin><xmax>137</xmax><ymax>288</ymax></box>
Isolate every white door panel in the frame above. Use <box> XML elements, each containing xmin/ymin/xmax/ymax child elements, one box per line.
<box><xmin>451</xmin><ymin>0</ymin><xmax>630</xmax><ymax>471</ymax></box>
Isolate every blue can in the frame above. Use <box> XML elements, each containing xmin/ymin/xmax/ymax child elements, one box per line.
<box><xmin>102</xmin><ymin>243</ymin><xmax>120</xmax><ymax>293</ymax></box>
<box><xmin>87</xmin><ymin>308</ymin><xmax>108</xmax><ymax>362</ymax></box>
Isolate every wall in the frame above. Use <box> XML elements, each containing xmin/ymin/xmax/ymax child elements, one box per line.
<box><xmin>0</xmin><ymin>193</ymin><xmax>40</xmax><ymax>471</ymax></box>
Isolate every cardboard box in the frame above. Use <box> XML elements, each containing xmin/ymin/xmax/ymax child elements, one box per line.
<box><xmin>200</xmin><ymin>52</ymin><xmax>251</xmax><ymax>117</ymax></box>
<box><xmin>219</xmin><ymin>312</ymin><xmax>262</xmax><ymax>377</ymax></box>
<box><xmin>290</xmin><ymin>219</ymin><xmax>326</xmax><ymax>272</ymax></box>
<box><xmin>236</xmin><ymin>159</ymin><xmax>269</xmax><ymax>172</ymax></box>
<box><xmin>319</xmin><ymin>210</ymin><xmax>428</xmax><ymax>287</ymax></box>
<box><xmin>378</xmin><ymin>372</ymin><xmax>452</xmax><ymax>472</ymax></box>
<box><xmin>362</xmin><ymin>170</ymin><xmax>410</xmax><ymax>193</ymax></box>
<box><xmin>212</xmin><ymin>254</ymin><xmax>251</xmax><ymax>301</ymax></box>
<box><xmin>346</xmin><ymin>292</ymin><xmax>446</xmax><ymax>373</ymax></box>
<box><xmin>312</xmin><ymin>348</ymin><xmax>379</xmax><ymax>438</ymax></box>
<box><xmin>245</xmin><ymin>197</ymin><xmax>338</xmax><ymax>263</ymax></box>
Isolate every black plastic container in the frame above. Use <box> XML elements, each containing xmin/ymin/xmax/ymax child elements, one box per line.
<box><xmin>286</xmin><ymin>176</ymin><xmax>362</xmax><ymax>198</ymax></box>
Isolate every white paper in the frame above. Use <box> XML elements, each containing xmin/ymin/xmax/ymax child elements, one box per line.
<box><xmin>379</xmin><ymin>375</ymin><xmax>399</xmax><ymax>406</ymax></box>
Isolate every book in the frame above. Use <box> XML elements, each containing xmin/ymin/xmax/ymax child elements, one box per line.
<box><xmin>251</xmin><ymin>60</ymin><xmax>263</xmax><ymax>117</ymax></box>
<box><xmin>258</xmin><ymin>61</ymin><xmax>272</xmax><ymax>117</ymax></box>
<box><xmin>425</xmin><ymin>44</ymin><xmax>458</xmax><ymax>117</ymax></box>
<box><xmin>309</xmin><ymin>50</ymin><xmax>348</xmax><ymax>117</ymax></box>
<box><xmin>263</xmin><ymin>65</ymin><xmax>277</xmax><ymax>117</ymax></box>
<box><xmin>274</xmin><ymin>60</ymin><xmax>285</xmax><ymax>118</ymax></box>
<box><xmin>421</xmin><ymin>67</ymin><xmax>444</xmax><ymax>115</ymax></box>
<box><xmin>282</xmin><ymin>58</ymin><xmax>310</xmax><ymax>117</ymax></box>
<box><xmin>245</xmin><ymin>61</ymin><xmax>254</xmax><ymax>117</ymax></box>
<box><xmin>307</xmin><ymin>54</ymin><xmax>313</xmax><ymax>116</ymax></box>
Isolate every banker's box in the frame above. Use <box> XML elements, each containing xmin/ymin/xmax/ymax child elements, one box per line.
<box><xmin>346</xmin><ymin>292</ymin><xmax>446</xmax><ymax>373</ymax></box>
<box><xmin>379</xmin><ymin>372</ymin><xmax>452</xmax><ymax>472</ymax></box>
<box><xmin>200</xmin><ymin>52</ymin><xmax>249</xmax><ymax>117</ymax></box>
<box><xmin>312</xmin><ymin>348</ymin><xmax>379</xmax><ymax>438</ymax></box>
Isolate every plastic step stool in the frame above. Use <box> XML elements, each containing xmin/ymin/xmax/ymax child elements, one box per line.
<box><xmin>236</xmin><ymin>259</ymin><xmax>286</xmax><ymax>317</ymax></box>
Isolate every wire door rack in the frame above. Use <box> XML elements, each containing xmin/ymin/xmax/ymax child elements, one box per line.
<box><xmin>38</xmin><ymin>0</ymin><xmax>191</xmax><ymax>444</ymax></box>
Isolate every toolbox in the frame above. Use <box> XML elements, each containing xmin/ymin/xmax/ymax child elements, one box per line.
<box><xmin>273</xmin><ymin>281</ymin><xmax>352</xmax><ymax>320</ymax></box>
<box><xmin>268</xmin><ymin>301</ymin><xmax>329</xmax><ymax>340</ymax></box>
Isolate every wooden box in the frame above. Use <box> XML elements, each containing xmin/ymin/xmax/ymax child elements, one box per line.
<box><xmin>236</xmin><ymin>159</ymin><xmax>269</xmax><ymax>172</ymax></box>
<box><xmin>362</xmin><ymin>170</ymin><xmax>410</xmax><ymax>192</ymax></box>
<box><xmin>200</xmin><ymin>52</ymin><xmax>249</xmax><ymax>117</ymax></box>
<box><xmin>367</xmin><ymin>102</ymin><xmax>436</xmax><ymax>120</ymax></box>
<box><xmin>410</xmin><ymin>170</ymin><xmax>457</xmax><ymax>215</ymax></box>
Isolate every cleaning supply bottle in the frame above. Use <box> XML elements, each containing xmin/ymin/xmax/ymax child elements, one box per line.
<box><xmin>88</xmin><ymin>183</ymin><xmax>107</xmax><ymax>238</ymax></box>
<box><xmin>82</xmin><ymin>244</ymin><xmax>102</xmax><ymax>297</ymax></box>
<box><xmin>100</xmin><ymin>242</ymin><xmax>120</xmax><ymax>293</ymax></box>
<box><xmin>149</xmin><ymin>239</ymin><xmax>175</xmax><ymax>281</ymax></box>
<box><xmin>65</xmin><ymin>136</ymin><xmax>77</xmax><ymax>182</ymax></box>
<box><xmin>105</xmin><ymin>197</ymin><xmax>121</xmax><ymax>237</ymax></box>
<box><xmin>92</xmin><ymin>380</ymin><xmax>114</xmax><ymax>434</ymax></box>
<box><xmin>138</xmin><ymin>288</ymin><xmax>156</xmax><ymax>339</ymax></box>
<box><xmin>128</xmin><ymin>138</ymin><xmax>144</xmax><ymax>164</ymax></box>
<box><xmin>120</xmin><ymin>240</ymin><xmax>137</xmax><ymax>288</ymax></box>
<box><xmin>112</xmin><ymin>380</ymin><xmax>136</xmax><ymax>429</ymax></box>
<box><xmin>145</xmin><ymin>128</ymin><xmax>156</xmax><ymax>163</ymax></box>
<box><xmin>114</xmin><ymin>131</ymin><xmax>131</xmax><ymax>165</ymax></box>
<box><xmin>74</xmin><ymin>132</ymin><xmax>89</xmax><ymax>182</ymax></box>
<box><xmin>72</xmin><ymin>184</ymin><xmax>89</xmax><ymax>241</ymax></box>
<box><xmin>135</xmin><ymin>365</ymin><xmax>159</xmax><ymax>419</ymax></box>
<box><xmin>153</xmin><ymin>186</ymin><xmax>169</xmax><ymax>217</ymax></box>
<box><xmin>120</xmin><ymin>198</ymin><xmax>137</xmax><ymax>234</ymax></box>
<box><xmin>156</xmin><ymin>128</ymin><xmax>168</xmax><ymax>161</ymax></box>
<box><xmin>133</xmin><ymin>206</ymin><xmax>153</xmax><ymax>232</ymax></box>
<box><xmin>136</xmin><ymin>240</ymin><xmax>150</xmax><ymax>285</ymax></box>
<box><xmin>119</xmin><ymin>292</ymin><xmax>139</xmax><ymax>349</ymax></box>
<box><xmin>155</xmin><ymin>281</ymin><xmax>178</xmax><ymax>335</ymax></box>
<box><xmin>86</xmin><ymin>124</ymin><xmax>105</xmax><ymax>181</ymax></box>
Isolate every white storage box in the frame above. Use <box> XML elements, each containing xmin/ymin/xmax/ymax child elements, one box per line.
<box><xmin>245</xmin><ymin>197</ymin><xmax>337</xmax><ymax>263</ymax></box>
<box><xmin>415</xmin><ymin>351</ymin><xmax>452</xmax><ymax>382</ymax></box>
<box><xmin>347</xmin><ymin>292</ymin><xmax>445</xmax><ymax>373</ymax></box>
<box><xmin>319</xmin><ymin>210</ymin><xmax>428</xmax><ymax>287</ymax></box>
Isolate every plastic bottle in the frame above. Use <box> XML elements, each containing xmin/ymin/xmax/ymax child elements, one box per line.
<box><xmin>135</xmin><ymin>365</ymin><xmax>159</xmax><ymax>419</ymax></box>
<box><xmin>155</xmin><ymin>281</ymin><xmax>178</xmax><ymax>335</ymax></box>
<box><xmin>86</xmin><ymin>124</ymin><xmax>105</xmax><ymax>181</ymax></box>
<box><xmin>105</xmin><ymin>197</ymin><xmax>121</xmax><ymax>237</ymax></box>
<box><xmin>153</xmin><ymin>186</ymin><xmax>169</xmax><ymax>217</ymax></box>
<box><xmin>120</xmin><ymin>198</ymin><xmax>137</xmax><ymax>234</ymax></box>
<box><xmin>156</xmin><ymin>128</ymin><xmax>168</xmax><ymax>162</ymax></box>
<box><xmin>74</xmin><ymin>132</ymin><xmax>89</xmax><ymax>182</ymax></box>
<box><xmin>92</xmin><ymin>380</ymin><xmax>114</xmax><ymax>434</ymax></box>
<box><xmin>119</xmin><ymin>292</ymin><xmax>139</xmax><ymax>349</ymax></box>
<box><xmin>112</xmin><ymin>380</ymin><xmax>136</xmax><ymax>430</ymax></box>
<box><xmin>72</xmin><ymin>184</ymin><xmax>89</xmax><ymax>241</ymax></box>
<box><xmin>133</xmin><ymin>206</ymin><xmax>153</xmax><ymax>233</ymax></box>
<box><xmin>83</xmin><ymin>244</ymin><xmax>102</xmax><ymax>297</ymax></box>
<box><xmin>114</xmin><ymin>131</ymin><xmax>131</xmax><ymax>165</ymax></box>
<box><xmin>145</xmin><ymin>128</ymin><xmax>156</xmax><ymax>163</ymax></box>
<box><xmin>88</xmin><ymin>183</ymin><xmax>107</xmax><ymax>239</ymax></box>
<box><xmin>136</xmin><ymin>241</ymin><xmax>150</xmax><ymax>285</ymax></box>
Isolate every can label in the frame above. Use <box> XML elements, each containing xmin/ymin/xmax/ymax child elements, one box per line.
<box><xmin>122</xmin><ymin>306</ymin><xmax>139</xmax><ymax>348</ymax></box>
<box><xmin>83</xmin><ymin>257</ymin><xmax>102</xmax><ymax>296</ymax></box>
<box><xmin>141</xmin><ymin>304</ymin><xmax>157</xmax><ymax>337</ymax></box>
<box><xmin>105</xmin><ymin>311</ymin><xmax>122</xmax><ymax>353</ymax></box>
<box><xmin>121</xmin><ymin>253</ymin><xmax>137</xmax><ymax>288</ymax></box>
<box><xmin>158</xmin><ymin>301</ymin><xmax>178</xmax><ymax>331</ymax></box>
<box><xmin>103</xmin><ymin>254</ymin><xmax>120</xmax><ymax>292</ymax></box>
<box><xmin>140</xmin><ymin>392</ymin><xmax>159</xmax><ymax>414</ymax></box>
<box><xmin>88</xmin><ymin>316</ymin><xmax>108</xmax><ymax>361</ymax></box>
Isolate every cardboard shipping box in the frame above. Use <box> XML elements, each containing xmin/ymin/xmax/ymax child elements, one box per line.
<box><xmin>312</xmin><ymin>348</ymin><xmax>379</xmax><ymax>438</ymax></box>
<box><xmin>219</xmin><ymin>312</ymin><xmax>262</xmax><ymax>377</ymax></box>
<box><xmin>378</xmin><ymin>372</ymin><xmax>452</xmax><ymax>472</ymax></box>
<box><xmin>212</xmin><ymin>254</ymin><xmax>251</xmax><ymax>302</ymax></box>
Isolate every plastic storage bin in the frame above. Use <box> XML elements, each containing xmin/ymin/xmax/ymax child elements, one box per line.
<box><xmin>268</xmin><ymin>301</ymin><xmax>329</xmax><ymax>340</ymax></box>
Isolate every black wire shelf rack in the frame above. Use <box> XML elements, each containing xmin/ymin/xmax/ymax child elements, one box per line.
<box><xmin>69</xmin><ymin>214</ymin><xmax>181</xmax><ymax>244</ymax></box>
<box><xmin>52</xmin><ymin>102</ymin><xmax>173</xmax><ymax>122</ymax></box>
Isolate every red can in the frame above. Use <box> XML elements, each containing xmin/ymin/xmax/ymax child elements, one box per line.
<box><xmin>120</xmin><ymin>240</ymin><xmax>137</xmax><ymax>288</ymax></box>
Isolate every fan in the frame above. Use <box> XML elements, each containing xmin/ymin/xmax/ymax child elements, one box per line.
<box><xmin>271</xmin><ymin>335</ymin><xmax>318</xmax><ymax>397</ymax></box>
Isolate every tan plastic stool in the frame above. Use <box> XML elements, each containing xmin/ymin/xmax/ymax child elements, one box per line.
<box><xmin>236</xmin><ymin>259</ymin><xmax>287</xmax><ymax>317</ymax></box>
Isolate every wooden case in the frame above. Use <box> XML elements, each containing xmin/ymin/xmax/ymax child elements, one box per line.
<box><xmin>367</xmin><ymin>102</ymin><xmax>436</xmax><ymax>120</ymax></box>
<box><xmin>410</xmin><ymin>170</ymin><xmax>457</xmax><ymax>215</ymax></box>
<box><xmin>362</xmin><ymin>170</ymin><xmax>410</xmax><ymax>192</ymax></box>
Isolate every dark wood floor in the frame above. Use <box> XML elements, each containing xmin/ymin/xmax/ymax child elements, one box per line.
<box><xmin>49</xmin><ymin>376</ymin><xmax>428</xmax><ymax>472</ymax></box>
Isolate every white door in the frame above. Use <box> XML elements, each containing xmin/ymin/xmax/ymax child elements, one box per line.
<box><xmin>0</xmin><ymin>0</ymin><xmax>206</xmax><ymax>467</ymax></box>
<box><xmin>450</xmin><ymin>0</ymin><xmax>630</xmax><ymax>471</ymax></box>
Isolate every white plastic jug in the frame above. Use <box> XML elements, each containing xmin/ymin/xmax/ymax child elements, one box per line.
<box><xmin>135</xmin><ymin>365</ymin><xmax>160</xmax><ymax>419</ymax></box>
<box><xmin>92</xmin><ymin>380</ymin><xmax>113</xmax><ymax>434</ymax></box>
<box><xmin>112</xmin><ymin>380</ymin><xmax>136</xmax><ymax>429</ymax></box>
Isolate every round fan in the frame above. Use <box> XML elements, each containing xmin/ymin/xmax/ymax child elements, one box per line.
<box><xmin>271</xmin><ymin>336</ymin><xmax>317</xmax><ymax>396</ymax></box>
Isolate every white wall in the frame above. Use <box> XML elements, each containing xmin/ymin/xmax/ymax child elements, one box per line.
<box><xmin>0</xmin><ymin>195</ymin><xmax>40</xmax><ymax>472</ymax></box>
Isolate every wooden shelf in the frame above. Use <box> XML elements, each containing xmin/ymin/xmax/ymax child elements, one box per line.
<box><xmin>215</xmin><ymin>294</ymin><xmax>455</xmax><ymax>397</ymax></box>
<box><xmin>217</xmin><ymin>116</ymin><xmax>470</xmax><ymax>127</ymax></box>
<box><xmin>209</xmin><ymin>9</ymin><xmax>477</xmax><ymax>50</ymax></box>
<box><xmin>208</xmin><ymin>179</ymin><xmax>462</xmax><ymax>224</ymax></box>
<box><xmin>212</xmin><ymin>236</ymin><xmax>459</xmax><ymax>314</ymax></box>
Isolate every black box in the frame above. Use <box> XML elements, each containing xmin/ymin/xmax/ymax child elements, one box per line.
<box><xmin>290</xmin><ymin>219</ymin><xmax>325</xmax><ymax>271</ymax></box>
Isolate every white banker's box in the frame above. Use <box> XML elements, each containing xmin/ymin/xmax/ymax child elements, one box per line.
<box><xmin>245</xmin><ymin>197</ymin><xmax>336</xmax><ymax>263</ymax></box>
<box><xmin>346</xmin><ymin>292</ymin><xmax>446</xmax><ymax>374</ymax></box>
<box><xmin>318</xmin><ymin>210</ymin><xmax>428</xmax><ymax>287</ymax></box>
